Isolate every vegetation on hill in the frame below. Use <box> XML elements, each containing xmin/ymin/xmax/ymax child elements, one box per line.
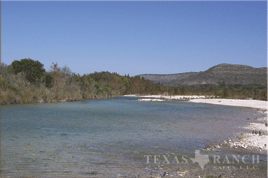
<box><xmin>0</xmin><ymin>59</ymin><xmax>266</xmax><ymax>105</ymax></box>
<box><xmin>138</xmin><ymin>63</ymin><xmax>267</xmax><ymax>87</ymax></box>
<box><xmin>138</xmin><ymin>72</ymin><xmax>198</xmax><ymax>85</ymax></box>
<box><xmin>137</xmin><ymin>63</ymin><xmax>267</xmax><ymax>101</ymax></box>
<box><xmin>174</xmin><ymin>64</ymin><xmax>267</xmax><ymax>86</ymax></box>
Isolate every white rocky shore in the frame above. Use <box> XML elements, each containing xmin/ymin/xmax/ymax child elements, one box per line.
<box><xmin>189</xmin><ymin>98</ymin><xmax>267</xmax><ymax>110</ymax></box>
<box><xmin>189</xmin><ymin>98</ymin><xmax>267</xmax><ymax>151</ymax></box>
<box><xmin>125</xmin><ymin>94</ymin><xmax>208</xmax><ymax>101</ymax></box>
<box><xmin>124</xmin><ymin>95</ymin><xmax>268</xmax><ymax>151</ymax></box>
<box><xmin>227</xmin><ymin>124</ymin><xmax>267</xmax><ymax>150</ymax></box>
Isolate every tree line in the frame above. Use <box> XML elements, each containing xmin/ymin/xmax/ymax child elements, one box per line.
<box><xmin>0</xmin><ymin>58</ymin><xmax>266</xmax><ymax>105</ymax></box>
<box><xmin>0</xmin><ymin>58</ymin><xmax>171</xmax><ymax>104</ymax></box>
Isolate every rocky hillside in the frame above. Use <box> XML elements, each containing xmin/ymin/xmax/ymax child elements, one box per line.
<box><xmin>138</xmin><ymin>63</ymin><xmax>267</xmax><ymax>87</ymax></box>
<box><xmin>138</xmin><ymin>72</ymin><xmax>198</xmax><ymax>85</ymax></box>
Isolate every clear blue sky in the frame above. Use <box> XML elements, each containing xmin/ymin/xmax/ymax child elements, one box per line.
<box><xmin>2</xmin><ymin>1</ymin><xmax>267</xmax><ymax>76</ymax></box>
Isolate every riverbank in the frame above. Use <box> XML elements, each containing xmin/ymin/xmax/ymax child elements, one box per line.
<box><xmin>0</xmin><ymin>93</ymin><xmax>118</xmax><ymax>105</ymax></box>
<box><xmin>189</xmin><ymin>98</ymin><xmax>267</xmax><ymax>151</ymax></box>
<box><xmin>124</xmin><ymin>94</ymin><xmax>209</xmax><ymax>101</ymax></box>
<box><xmin>124</xmin><ymin>95</ymin><xmax>268</xmax><ymax>151</ymax></box>
<box><xmin>189</xmin><ymin>98</ymin><xmax>267</xmax><ymax>110</ymax></box>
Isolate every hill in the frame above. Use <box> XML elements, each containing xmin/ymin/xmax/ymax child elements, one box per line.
<box><xmin>138</xmin><ymin>63</ymin><xmax>267</xmax><ymax>87</ymax></box>
<box><xmin>138</xmin><ymin>72</ymin><xmax>198</xmax><ymax>85</ymax></box>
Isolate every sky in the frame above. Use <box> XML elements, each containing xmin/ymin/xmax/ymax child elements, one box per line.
<box><xmin>2</xmin><ymin>1</ymin><xmax>267</xmax><ymax>76</ymax></box>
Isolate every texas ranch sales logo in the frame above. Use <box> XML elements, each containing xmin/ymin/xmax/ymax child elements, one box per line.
<box><xmin>144</xmin><ymin>150</ymin><xmax>260</xmax><ymax>170</ymax></box>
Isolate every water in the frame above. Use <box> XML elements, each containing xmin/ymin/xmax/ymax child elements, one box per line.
<box><xmin>1</xmin><ymin>97</ymin><xmax>267</xmax><ymax>177</ymax></box>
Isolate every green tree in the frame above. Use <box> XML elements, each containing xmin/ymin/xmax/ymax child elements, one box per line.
<box><xmin>180</xmin><ymin>87</ymin><xmax>185</xmax><ymax>95</ymax></box>
<box><xmin>174</xmin><ymin>87</ymin><xmax>179</xmax><ymax>95</ymax></box>
<box><xmin>43</xmin><ymin>72</ymin><xmax>54</xmax><ymax>88</ymax></box>
<box><xmin>50</xmin><ymin>63</ymin><xmax>63</xmax><ymax>100</ymax></box>
<box><xmin>11</xmin><ymin>58</ymin><xmax>45</xmax><ymax>83</ymax></box>
<box><xmin>223</xmin><ymin>88</ymin><xmax>229</xmax><ymax>98</ymax></box>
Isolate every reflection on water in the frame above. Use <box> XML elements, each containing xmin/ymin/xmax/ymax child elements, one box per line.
<box><xmin>1</xmin><ymin>97</ymin><xmax>266</xmax><ymax>177</ymax></box>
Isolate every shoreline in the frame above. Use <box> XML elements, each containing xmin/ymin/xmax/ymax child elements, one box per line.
<box><xmin>0</xmin><ymin>95</ymin><xmax>119</xmax><ymax>106</ymax></box>
<box><xmin>125</xmin><ymin>94</ymin><xmax>208</xmax><ymax>100</ymax></box>
<box><xmin>189</xmin><ymin>98</ymin><xmax>267</xmax><ymax>151</ymax></box>
<box><xmin>124</xmin><ymin>94</ymin><xmax>268</xmax><ymax>151</ymax></box>
<box><xmin>189</xmin><ymin>98</ymin><xmax>267</xmax><ymax>110</ymax></box>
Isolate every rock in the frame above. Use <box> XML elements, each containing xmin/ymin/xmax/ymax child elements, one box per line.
<box><xmin>204</xmin><ymin>147</ymin><xmax>211</xmax><ymax>151</ymax></box>
<box><xmin>214</xmin><ymin>145</ymin><xmax>221</xmax><ymax>148</ymax></box>
<box><xmin>204</xmin><ymin>145</ymin><xmax>221</xmax><ymax>151</ymax></box>
<box><xmin>38</xmin><ymin>98</ymin><xmax>44</xmax><ymax>103</ymax></box>
<box><xmin>162</xmin><ymin>172</ymin><xmax>168</xmax><ymax>177</ymax></box>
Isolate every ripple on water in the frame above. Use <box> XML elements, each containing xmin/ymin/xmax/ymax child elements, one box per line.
<box><xmin>1</xmin><ymin>97</ymin><xmax>267</xmax><ymax>177</ymax></box>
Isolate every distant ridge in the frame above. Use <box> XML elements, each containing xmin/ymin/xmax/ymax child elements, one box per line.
<box><xmin>137</xmin><ymin>72</ymin><xmax>198</xmax><ymax>85</ymax></box>
<box><xmin>137</xmin><ymin>63</ymin><xmax>267</xmax><ymax>87</ymax></box>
